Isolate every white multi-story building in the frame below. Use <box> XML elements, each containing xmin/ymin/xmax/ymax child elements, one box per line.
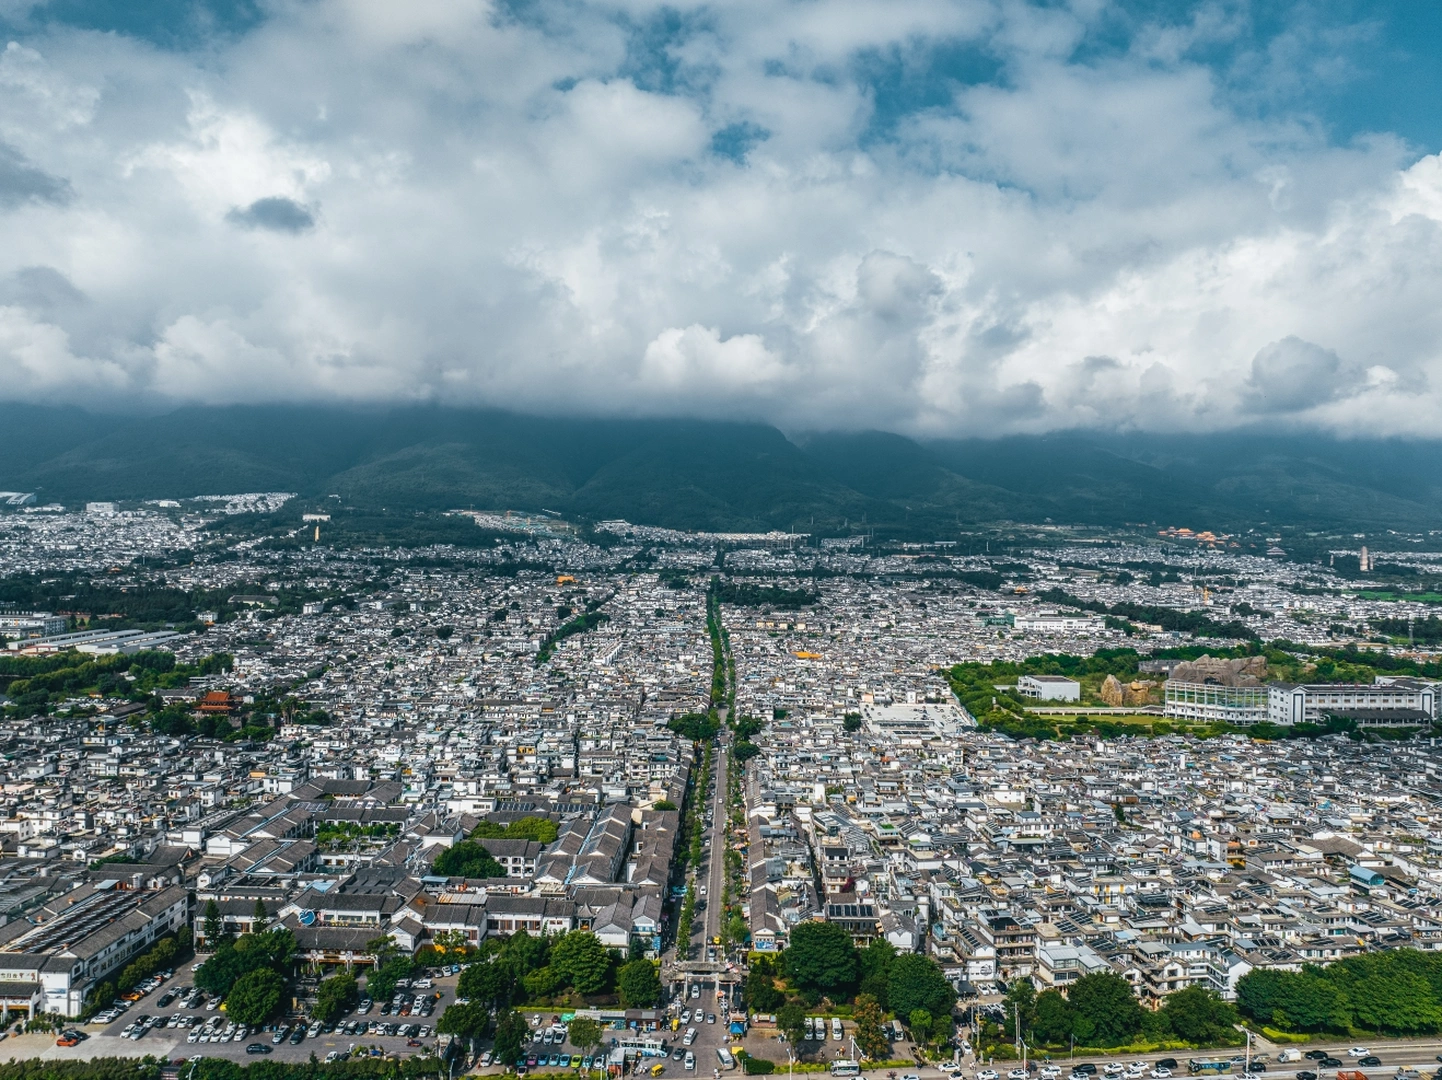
<box><xmin>1013</xmin><ymin>612</ymin><xmax>1106</xmax><ymax>634</ymax></box>
<box><xmin>1267</xmin><ymin>678</ymin><xmax>1437</xmax><ymax>726</ymax></box>
<box><xmin>1017</xmin><ymin>674</ymin><xmax>1081</xmax><ymax>702</ymax></box>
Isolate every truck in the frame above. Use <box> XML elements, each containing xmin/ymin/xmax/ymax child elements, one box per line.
<box><xmin>1276</xmin><ymin>1052</ymin><xmax>1301</xmax><ymax>1065</ymax></box>
<box><xmin>1336</xmin><ymin>1071</ymin><xmax>1368</xmax><ymax>1080</ymax></box>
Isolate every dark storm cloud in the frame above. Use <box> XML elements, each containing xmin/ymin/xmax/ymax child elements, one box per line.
<box><xmin>0</xmin><ymin>143</ymin><xmax>71</xmax><ymax>209</ymax></box>
<box><xmin>225</xmin><ymin>196</ymin><xmax>316</xmax><ymax>233</ymax></box>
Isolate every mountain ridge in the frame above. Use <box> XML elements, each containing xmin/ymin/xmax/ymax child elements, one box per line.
<box><xmin>1</xmin><ymin>403</ymin><xmax>1438</xmax><ymax>536</ymax></box>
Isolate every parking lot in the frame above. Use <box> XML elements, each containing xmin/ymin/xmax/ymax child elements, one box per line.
<box><xmin>59</xmin><ymin>959</ymin><xmax>462</xmax><ymax>1064</ymax></box>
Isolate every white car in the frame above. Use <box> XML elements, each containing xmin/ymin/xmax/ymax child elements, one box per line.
<box><xmin>978</xmin><ymin>1071</ymin><xmax>1000</xmax><ymax>1080</ymax></box>
<box><xmin>1009</xmin><ymin>1070</ymin><xmax>1028</xmax><ymax>1080</ymax></box>
<box><xmin>1150</xmin><ymin>1070</ymin><xmax>1172</xmax><ymax>1079</ymax></box>
<box><xmin>1348</xmin><ymin>1050</ymin><xmax>1370</xmax><ymax>1060</ymax></box>
<box><xmin>1127</xmin><ymin>1066</ymin><xmax>1145</xmax><ymax>1077</ymax></box>
<box><xmin>1105</xmin><ymin>1065</ymin><xmax>1125</xmax><ymax>1077</ymax></box>
<box><xmin>1042</xmin><ymin>1068</ymin><xmax>1063</xmax><ymax>1078</ymax></box>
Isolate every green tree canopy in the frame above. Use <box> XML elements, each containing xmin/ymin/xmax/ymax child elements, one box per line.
<box><xmin>458</xmin><ymin>958</ymin><xmax>515</xmax><ymax>1010</ymax></box>
<box><xmin>1349</xmin><ymin>970</ymin><xmax>1442</xmax><ymax>1034</ymax></box>
<box><xmin>776</xmin><ymin>1003</ymin><xmax>807</xmax><ymax>1047</ymax></box>
<box><xmin>568</xmin><ymin>1018</ymin><xmax>603</xmax><ymax>1054</ymax></box>
<box><xmin>1004</xmin><ymin>977</ymin><xmax>1037</xmax><ymax>1038</ymax></box>
<box><xmin>1032</xmin><ymin>989</ymin><xmax>1075</xmax><ymax>1045</ymax></box>
<box><xmin>194</xmin><ymin>928</ymin><xmax>296</xmax><ymax>997</ymax></box>
<box><xmin>313</xmin><ymin>972</ymin><xmax>359</xmax><ymax>1025</ymax></box>
<box><xmin>852</xmin><ymin>994</ymin><xmax>889</xmax><ymax>1061</ymax></box>
<box><xmin>366</xmin><ymin>953</ymin><xmax>414</xmax><ymax>1002</ymax></box>
<box><xmin>493</xmin><ymin>1009</ymin><xmax>529</xmax><ymax>1063</ymax></box>
<box><xmin>783</xmin><ymin>922</ymin><xmax>859</xmax><ymax>1000</ymax></box>
<box><xmin>471</xmin><ymin>817</ymin><xmax>561</xmax><ymax>845</ymax></box>
<box><xmin>858</xmin><ymin>939</ymin><xmax>896</xmax><ymax>1009</ymax></box>
<box><xmin>226</xmin><ymin>968</ymin><xmax>285</xmax><ymax>1026</ymax></box>
<box><xmin>746</xmin><ymin>968</ymin><xmax>785</xmax><ymax>1013</ymax></box>
<box><xmin>431</xmin><ymin>841</ymin><xmax>506</xmax><ymax>879</ymax></box>
<box><xmin>888</xmin><ymin>954</ymin><xmax>955</xmax><ymax>1021</ymax></box>
<box><xmin>549</xmin><ymin>930</ymin><xmax>613</xmax><ymax>995</ymax></box>
<box><xmin>617</xmin><ymin>959</ymin><xmax>662</xmax><ymax>1008</ymax></box>
<box><xmin>437</xmin><ymin>1001</ymin><xmax>489</xmax><ymax>1041</ymax></box>
<box><xmin>1067</xmin><ymin>972</ymin><xmax>1142</xmax><ymax>1048</ymax></box>
<box><xmin>203</xmin><ymin>899</ymin><xmax>224</xmax><ymax>945</ymax></box>
<box><xmin>1159</xmin><ymin>987</ymin><xmax>1238</xmax><ymax>1045</ymax></box>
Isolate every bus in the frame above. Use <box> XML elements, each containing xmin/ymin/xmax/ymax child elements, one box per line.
<box><xmin>717</xmin><ymin>1049</ymin><xmax>736</xmax><ymax>1072</ymax></box>
<box><xmin>619</xmin><ymin>1038</ymin><xmax>667</xmax><ymax>1059</ymax></box>
<box><xmin>831</xmin><ymin>1018</ymin><xmax>843</xmax><ymax>1041</ymax></box>
<box><xmin>1188</xmin><ymin>1061</ymin><xmax>1233</xmax><ymax>1075</ymax></box>
<box><xmin>830</xmin><ymin>1062</ymin><xmax>860</xmax><ymax>1077</ymax></box>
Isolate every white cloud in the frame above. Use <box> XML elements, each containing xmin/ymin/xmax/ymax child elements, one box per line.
<box><xmin>0</xmin><ymin>0</ymin><xmax>1439</xmax><ymax>435</ymax></box>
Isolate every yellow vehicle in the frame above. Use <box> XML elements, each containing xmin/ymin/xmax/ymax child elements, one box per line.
<box><xmin>651</xmin><ymin>1064</ymin><xmax>666</xmax><ymax>1077</ymax></box>
<box><xmin>712</xmin><ymin>936</ymin><xmax>721</xmax><ymax>946</ymax></box>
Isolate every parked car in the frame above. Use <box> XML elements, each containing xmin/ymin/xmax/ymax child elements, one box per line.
<box><xmin>246</xmin><ymin>1044</ymin><xmax>272</xmax><ymax>1055</ymax></box>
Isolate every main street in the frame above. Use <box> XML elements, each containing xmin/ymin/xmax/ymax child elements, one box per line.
<box><xmin>703</xmin><ymin>725</ymin><xmax>729</xmax><ymax>950</ymax></box>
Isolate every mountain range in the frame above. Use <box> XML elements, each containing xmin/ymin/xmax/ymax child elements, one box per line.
<box><xmin>2</xmin><ymin>403</ymin><xmax>1439</xmax><ymax>537</ymax></box>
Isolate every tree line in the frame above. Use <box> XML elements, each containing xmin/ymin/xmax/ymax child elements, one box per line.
<box><xmin>746</xmin><ymin>928</ymin><xmax>959</xmax><ymax>1058</ymax></box>
<box><xmin>1006</xmin><ymin>975</ymin><xmax>1239</xmax><ymax>1051</ymax></box>
<box><xmin>437</xmin><ymin>930</ymin><xmax>662</xmax><ymax>1065</ymax></box>
<box><xmin>1237</xmin><ymin>950</ymin><xmax>1442</xmax><ymax>1035</ymax></box>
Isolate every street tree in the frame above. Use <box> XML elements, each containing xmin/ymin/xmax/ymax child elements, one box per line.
<box><xmin>1004</xmin><ymin>978</ymin><xmax>1037</xmax><ymax>1040</ymax></box>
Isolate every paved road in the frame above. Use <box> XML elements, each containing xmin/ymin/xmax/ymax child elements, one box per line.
<box><xmin>702</xmin><ymin>730</ymin><xmax>729</xmax><ymax>950</ymax></box>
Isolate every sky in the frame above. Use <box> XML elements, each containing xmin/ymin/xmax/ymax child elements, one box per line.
<box><xmin>1</xmin><ymin>0</ymin><xmax>1441</xmax><ymax>437</ymax></box>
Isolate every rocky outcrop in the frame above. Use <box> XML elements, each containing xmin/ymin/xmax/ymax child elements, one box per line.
<box><xmin>1167</xmin><ymin>654</ymin><xmax>1266</xmax><ymax>686</ymax></box>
